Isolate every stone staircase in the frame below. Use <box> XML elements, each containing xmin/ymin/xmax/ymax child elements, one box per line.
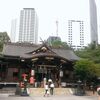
<box><xmin>29</xmin><ymin>88</ymin><xmax>72</xmax><ymax>96</ymax></box>
<box><xmin>0</xmin><ymin>87</ymin><xmax>16</xmax><ymax>95</ymax></box>
<box><xmin>0</xmin><ymin>87</ymin><xmax>73</xmax><ymax>96</ymax></box>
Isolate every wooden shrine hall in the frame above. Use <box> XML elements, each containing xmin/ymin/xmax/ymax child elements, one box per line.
<box><xmin>0</xmin><ymin>42</ymin><xmax>80</xmax><ymax>87</ymax></box>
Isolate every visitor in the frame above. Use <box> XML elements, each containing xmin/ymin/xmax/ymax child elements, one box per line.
<box><xmin>48</xmin><ymin>78</ymin><xmax>52</xmax><ymax>87</ymax></box>
<box><xmin>29</xmin><ymin>76</ymin><xmax>35</xmax><ymax>87</ymax></box>
<box><xmin>44</xmin><ymin>82</ymin><xmax>49</xmax><ymax>97</ymax></box>
<box><xmin>50</xmin><ymin>82</ymin><xmax>54</xmax><ymax>95</ymax></box>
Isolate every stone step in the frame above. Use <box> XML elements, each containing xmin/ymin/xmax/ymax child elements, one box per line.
<box><xmin>0</xmin><ymin>87</ymin><xmax>73</xmax><ymax>96</ymax></box>
<box><xmin>0</xmin><ymin>93</ymin><xmax>9</xmax><ymax>97</ymax></box>
<box><xmin>0</xmin><ymin>87</ymin><xmax>16</xmax><ymax>93</ymax></box>
<box><xmin>29</xmin><ymin>88</ymin><xmax>72</xmax><ymax>96</ymax></box>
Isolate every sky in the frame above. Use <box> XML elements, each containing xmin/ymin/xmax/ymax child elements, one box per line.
<box><xmin>0</xmin><ymin>0</ymin><xmax>99</xmax><ymax>43</ymax></box>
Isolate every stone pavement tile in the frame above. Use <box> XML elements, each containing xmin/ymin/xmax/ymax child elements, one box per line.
<box><xmin>0</xmin><ymin>97</ymin><xmax>33</xmax><ymax>100</ymax></box>
<box><xmin>0</xmin><ymin>95</ymin><xmax>98</xmax><ymax>100</ymax></box>
<box><xmin>0</xmin><ymin>93</ymin><xmax>9</xmax><ymax>97</ymax></box>
<box><xmin>86</xmin><ymin>91</ymin><xmax>98</xmax><ymax>96</ymax></box>
<box><xmin>30</xmin><ymin>95</ymin><xmax>98</xmax><ymax>100</ymax></box>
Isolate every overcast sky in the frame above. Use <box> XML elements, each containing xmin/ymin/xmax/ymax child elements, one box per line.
<box><xmin>0</xmin><ymin>0</ymin><xmax>99</xmax><ymax>42</ymax></box>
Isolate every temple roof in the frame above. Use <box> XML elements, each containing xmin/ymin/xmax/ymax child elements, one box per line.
<box><xmin>1</xmin><ymin>42</ymin><xmax>80</xmax><ymax>61</ymax></box>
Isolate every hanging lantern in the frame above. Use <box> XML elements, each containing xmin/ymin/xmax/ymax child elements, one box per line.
<box><xmin>60</xmin><ymin>70</ymin><xmax>63</xmax><ymax>77</ymax></box>
<box><xmin>31</xmin><ymin>69</ymin><xmax>35</xmax><ymax>76</ymax></box>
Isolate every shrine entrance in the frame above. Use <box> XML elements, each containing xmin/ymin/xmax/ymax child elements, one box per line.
<box><xmin>33</xmin><ymin>65</ymin><xmax>59</xmax><ymax>87</ymax></box>
<box><xmin>28</xmin><ymin>55</ymin><xmax>73</xmax><ymax>87</ymax></box>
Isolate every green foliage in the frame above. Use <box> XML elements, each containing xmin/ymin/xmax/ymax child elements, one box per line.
<box><xmin>74</xmin><ymin>60</ymin><xmax>99</xmax><ymax>82</ymax></box>
<box><xmin>94</xmin><ymin>64</ymin><xmax>100</xmax><ymax>77</ymax></box>
<box><xmin>0</xmin><ymin>42</ymin><xmax>3</xmax><ymax>51</ymax></box>
<box><xmin>51</xmin><ymin>40</ymin><xmax>62</xmax><ymax>47</ymax></box>
<box><xmin>75</xmin><ymin>43</ymin><xmax>100</xmax><ymax>63</ymax></box>
<box><xmin>50</xmin><ymin>40</ymin><xmax>70</xmax><ymax>49</ymax></box>
<box><xmin>74</xmin><ymin>42</ymin><xmax>100</xmax><ymax>84</ymax></box>
<box><xmin>0</xmin><ymin>32</ymin><xmax>10</xmax><ymax>52</ymax></box>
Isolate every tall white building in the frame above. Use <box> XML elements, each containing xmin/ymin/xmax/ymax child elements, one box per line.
<box><xmin>10</xmin><ymin>19</ymin><xmax>17</xmax><ymax>42</ymax></box>
<box><xmin>67</xmin><ymin>0</ymin><xmax>98</xmax><ymax>50</ymax></box>
<box><xmin>67</xmin><ymin>20</ymin><xmax>85</xmax><ymax>50</ymax></box>
<box><xmin>19</xmin><ymin>8</ymin><xmax>38</xmax><ymax>44</ymax></box>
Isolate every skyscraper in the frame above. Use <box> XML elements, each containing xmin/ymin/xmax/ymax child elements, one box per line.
<box><xmin>67</xmin><ymin>20</ymin><xmax>85</xmax><ymax>50</ymax></box>
<box><xmin>10</xmin><ymin>19</ymin><xmax>17</xmax><ymax>42</ymax></box>
<box><xmin>19</xmin><ymin>8</ymin><xmax>38</xmax><ymax>44</ymax></box>
<box><xmin>67</xmin><ymin>0</ymin><xmax>98</xmax><ymax>50</ymax></box>
<box><xmin>89</xmin><ymin>0</ymin><xmax>98</xmax><ymax>44</ymax></box>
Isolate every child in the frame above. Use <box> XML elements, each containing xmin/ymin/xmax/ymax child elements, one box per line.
<box><xmin>44</xmin><ymin>82</ymin><xmax>49</xmax><ymax>97</ymax></box>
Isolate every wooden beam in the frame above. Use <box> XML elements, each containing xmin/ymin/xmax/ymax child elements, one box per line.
<box><xmin>38</xmin><ymin>65</ymin><xmax>56</xmax><ymax>67</ymax></box>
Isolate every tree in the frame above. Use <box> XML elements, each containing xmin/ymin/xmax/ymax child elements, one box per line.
<box><xmin>0</xmin><ymin>32</ymin><xmax>10</xmax><ymax>51</ymax></box>
<box><xmin>49</xmin><ymin>40</ymin><xmax>70</xmax><ymax>49</ymax></box>
<box><xmin>51</xmin><ymin>40</ymin><xmax>62</xmax><ymax>47</ymax></box>
<box><xmin>75</xmin><ymin>43</ymin><xmax>100</xmax><ymax>63</ymax></box>
<box><xmin>93</xmin><ymin>64</ymin><xmax>100</xmax><ymax>77</ymax></box>
<box><xmin>74</xmin><ymin>60</ymin><xmax>100</xmax><ymax>83</ymax></box>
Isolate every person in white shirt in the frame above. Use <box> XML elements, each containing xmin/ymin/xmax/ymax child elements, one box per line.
<box><xmin>44</xmin><ymin>83</ymin><xmax>49</xmax><ymax>97</ymax></box>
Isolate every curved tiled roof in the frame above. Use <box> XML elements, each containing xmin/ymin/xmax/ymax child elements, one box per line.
<box><xmin>53</xmin><ymin>49</ymin><xmax>80</xmax><ymax>61</ymax></box>
<box><xmin>1</xmin><ymin>43</ymin><xmax>80</xmax><ymax>61</ymax></box>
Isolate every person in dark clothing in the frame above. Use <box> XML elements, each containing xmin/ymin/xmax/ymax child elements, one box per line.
<box><xmin>50</xmin><ymin>82</ymin><xmax>54</xmax><ymax>95</ymax></box>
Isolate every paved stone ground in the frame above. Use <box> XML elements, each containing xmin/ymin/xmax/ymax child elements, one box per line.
<box><xmin>30</xmin><ymin>95</ymin><xmax>98</xmax><ymax>100</ymax></box>
<box><xmin>0</xmin><ymin>95</ymin><xmax>98</xmax><ymax>100</ymax></box>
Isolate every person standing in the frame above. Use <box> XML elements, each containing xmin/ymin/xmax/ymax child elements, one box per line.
<box><xmin>48</xmin><ymin>79</ymin><xmax>52</xmax><ymax>88</ymax></box>
<box><xmin>50</xmin><ymin>82</ymin><xmax>54</xmax><ymax>95</ymax></box>
<box><xmin>44</xmin><ymin>83</ymin><xmax>49</xmax><ymax>97</ymax></box>
<box><xmin>29</xmin><ymin>76</ymin><xmax>35</xmax><ymax>87</ymax></box>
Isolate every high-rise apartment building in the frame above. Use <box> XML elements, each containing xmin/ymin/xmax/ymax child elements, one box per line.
<box><xmin>67</xmin><ymin>20</ymin><xmax>85</xmax><ymax>50</ymax></box>
<box><xmin>10</xmin><ymin>19</ymin><xmax>17</xmax><ymax>42</ymax></box>
<box><xmin>19</xmin><ymin>8</ymin><xmax>38</xmax><ymax>44</ymax></box>
<box><xmin>67</xmin><ymin>0</ymin><xmax>98</xmax><ymax>50</ymax></box>
<box><xmin>89</xmin><ymin>0</ymin><xmax>98</xmax><ymax>44</ymax></box>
